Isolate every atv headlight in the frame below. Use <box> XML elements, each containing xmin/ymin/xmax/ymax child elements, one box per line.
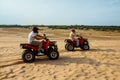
<box><xmin>84</xmin><ymin>41</ymin><xmax>88</xmax><ymax>44</ymax></box>
<box><xmin>54</xmin><ymin>45</ymin><xmax>58</xmax><ymax>50</ymax></box>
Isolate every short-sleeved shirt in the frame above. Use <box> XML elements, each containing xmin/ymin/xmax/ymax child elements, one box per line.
<box><xmin>28</xmin><ymin>31</ymin><xmax>37</xmax><ymax>43</ymax></box>
<box><xmin>69</xmin><ymin>32</ymin><xmax>77</xmax><ymax>40</ymax></box>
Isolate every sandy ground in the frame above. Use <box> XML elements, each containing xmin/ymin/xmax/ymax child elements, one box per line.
<box><xmin>0</xmin><ymin>28</ymin><xmax>120</xmax><ymax>80</ymax></box>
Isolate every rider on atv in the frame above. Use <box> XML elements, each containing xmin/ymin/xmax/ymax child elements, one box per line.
<box><xmin>69</xmin><ymin>29</ymin><xmax>80</xmax><ymax>47</ymax></box>
<box><xmin>28</xmin><ymin>27</ymin><xmax>44</xmax><ymax>55</ymax></box>
<box><xmin>64</xmin><ymin>29</ymin><xmax>89</xmax><ymax>51</ymax></box>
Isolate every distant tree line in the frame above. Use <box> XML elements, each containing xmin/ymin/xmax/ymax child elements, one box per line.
<box><xmin>48</xmin><ymin>25</ymin><xmax>120</xmax><ymax>32</ymax></box>
<box><xmin>0</xmin><ymin>25</ymin><xmax>36</xmax><ymax>28</ymax></box>
<box><xmin>0</xmin><ymin>25</ymin><xmax>120</xmax><ymax>32</ymax></box>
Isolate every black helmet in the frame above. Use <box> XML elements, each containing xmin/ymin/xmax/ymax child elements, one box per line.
<box><xmin>72</xmin><ymin>28</ymin><xmax>75</xmax><ymax>32</ymax></box>
<box><xmin>32</xmin><ymin>27</ymin><xmax>39</xmax><ymax>33</ymax></box>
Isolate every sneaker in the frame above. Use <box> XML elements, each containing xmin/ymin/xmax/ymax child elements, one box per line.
<box><xmin>38</xmin><ymin>52</ymin><xmax>44</xmax><ymax>55</ymax></box>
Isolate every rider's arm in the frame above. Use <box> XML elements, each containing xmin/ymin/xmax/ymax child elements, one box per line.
<box><xmin>74</xmin><ymin>32</ymin><xmax>79</xmax><ymax>37</ymax></box>
<box><xmin>37</xmin><ymin>34</ymin><xmax>45</xmax><ymax>39</ymax></box>
<box><xmin>76</xmin><ymin>34</ymin><xmax>82</xmax><ymax>38</ymax></box>
<box><xmin>76</xmin><ymin>34</ymin><xmax>79</xmax><ymax>37</ymax></box>
<box><xmin>33</xmin><ymin>35</ymin><xmax>44</xmax><ymax>40</ymax></box>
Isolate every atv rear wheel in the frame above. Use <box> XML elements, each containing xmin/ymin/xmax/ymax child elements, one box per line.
<box><xmin>65</xmin><ymin>43</ymin><xmax>69</xmax><ymax>50</ymax></box>
<box><xmin>66</xmin><ymin>44</ymin><xmax>74</xmax><ymax>51</ymax></box>
<box><xmin>48</xmin><ymin>50</ymin><xmax>59</xmax><ymax>60</ymax></box>
<box><xmin>22</xmin><ymin>50</ymin><xmax>35</xmax><ymax>63</ymax></box>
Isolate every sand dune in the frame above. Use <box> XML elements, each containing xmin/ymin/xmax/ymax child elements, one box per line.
<box><xmin>0</xmin><ymin>28</ymin><xmax>120</xmax><ymax>80</ymax></box>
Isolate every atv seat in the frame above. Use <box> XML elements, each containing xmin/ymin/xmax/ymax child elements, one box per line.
<box><xmin>20</xmin><ymin>43</ymin><xmax>38</xmax><ymax>47</ymax></box>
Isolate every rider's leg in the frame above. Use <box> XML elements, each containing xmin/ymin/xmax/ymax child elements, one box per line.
<box><xmin>72</xmin><ymin>39</ymin><xmax>79</xmax><ymax>46</ymax></box>
<box><xmin>38</xmin><ymin>42</ymin><xmax>42</xmax><ymax>52</ymax></box>
<box><xmin>30</xmin><ymin>41</ymin><xmax>42</xmax><ymax>51</ymax></box>
<box><xmin>76</xmin><ymin>39</ymin><xmax>79</xmax><ymax>46</ymax></box>
<box><xmin>30</xmin><ymin>41</ymin><xmax>43</xmax><ymax>55</ymax></box>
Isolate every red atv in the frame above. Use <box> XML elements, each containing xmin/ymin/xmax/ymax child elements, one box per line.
<box><xmin>64</xmin><ymin>36</ymin><xmax>90</xmax><ymax>51</ymax></box>
<box><xmin>20</xmin><ymin>34</ymin><xmax>59</xmax><ymax>62</ymax></box>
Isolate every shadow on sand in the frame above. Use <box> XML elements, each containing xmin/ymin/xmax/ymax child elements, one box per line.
<box><xmin>65</xmin><ymin>48</ymin><xmax>116</xmax><ymax>52</ymax></box>
<box><xmin>34</xmin><ymin>55</ymin><xmax>120</xmax><ymax>67</ymax></box>
<box><xmin>0</xmin><ymin>59</ymin><xmax>23</xmax><ymax>68</ymax></box>
<box><xmin>89</xmin><ymin>48</ymin><xmax>116</xmax><ymax>52</ymax></box>
<box><xmin>0</xmin><ymin>48</ymin><xmax>118</xmax><ymax>68</ymax></box>
<box><xmin>0</xmin><ymin>56</ymin><xmax>100</xmax><ymax>68</ymax></box>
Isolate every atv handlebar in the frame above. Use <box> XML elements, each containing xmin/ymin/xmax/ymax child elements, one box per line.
<box><xmin>43</xmin><ymin>34</ymin><xmax>49</xmax><ymax>41</ymax></box>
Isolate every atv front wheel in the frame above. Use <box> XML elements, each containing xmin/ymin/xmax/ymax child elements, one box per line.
<box><xmin>22</xmin><ymin>50</ymin><xmax>35</xmax><ymax>63</ymax></box>
<box><xmin>48</xmin><ymin>50</ymin><xmax>59</xmax><ymax>60</ymax></box>
<box><xmin>81</xmin><ymin>44</ymin><xmax>90</xmax><ymax>50</ymax></box>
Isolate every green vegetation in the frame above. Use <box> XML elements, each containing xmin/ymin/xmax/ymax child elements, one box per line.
<box><xmin>48</xmin><ymin>25</ymin><xmax>120</xmax><ymax>32</ymax></box>
<box><xmin>0</xmin><ymin>25</ymin><xmax>120</xmax><ymax>32</ymax></box>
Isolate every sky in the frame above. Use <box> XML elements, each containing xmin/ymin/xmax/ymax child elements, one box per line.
<box><xmin>0</xmin><ymin>0</ymin><xmax>120</xmax><ymax>25</ymax></box>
